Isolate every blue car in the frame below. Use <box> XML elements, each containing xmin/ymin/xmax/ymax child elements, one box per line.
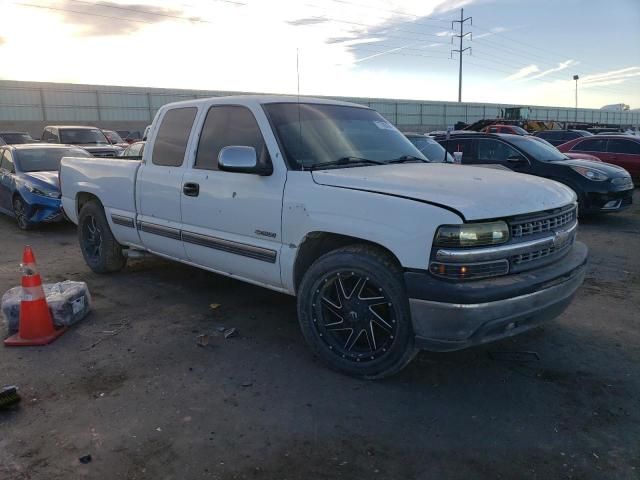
<box><xmin>0</xmin><ymin>144</ymin><xmax>92</xmax><ymax>229</ymax></box>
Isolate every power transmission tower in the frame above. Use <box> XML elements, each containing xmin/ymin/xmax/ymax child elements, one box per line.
<box><xmin>451</xmin><ymin>8</ymin><xmax>472</xmax><ymax>103</ymax></box>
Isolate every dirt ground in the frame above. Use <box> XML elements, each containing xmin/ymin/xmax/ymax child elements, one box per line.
<box><xmin>1</xmin><ymin>191</ymin><xmax>639</xmax><ymax>480</ymax></box>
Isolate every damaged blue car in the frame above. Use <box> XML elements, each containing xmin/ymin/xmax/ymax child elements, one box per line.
<box><xmin>0</xmin><ymin>144</ymin><xmax>92</xmax><ymax>229</ymax></box>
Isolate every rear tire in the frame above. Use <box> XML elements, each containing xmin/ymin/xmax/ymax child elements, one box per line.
<box><xmin>78</xmin><ymin>200</ymin><xmax>126</xmax><ymax>273</ymax></box>
<box><xmin>297</xmin><ymin>245</ymin><xmax>417</xmax><ymax>379</ymax></box>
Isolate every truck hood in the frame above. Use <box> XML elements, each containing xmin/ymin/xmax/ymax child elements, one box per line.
<box><xmin>311</xmin><ymin>163</ymin><xmax>576</xmax><ymax>221</ymax></box>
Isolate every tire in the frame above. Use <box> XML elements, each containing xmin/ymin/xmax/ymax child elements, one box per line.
<box><xmin>78</xmin><ymin>200</ymin><xmax>127</xmax><ymax>273</ymax></box>
<box><xmin>297</xmin><ymin>245</ymin><xmax>417</xmax><ymax>379</ymax></box>
<box><xmin>12</xmin><ymin>196</ymin><xmax>31</xmax><ymax>230</ymax></box>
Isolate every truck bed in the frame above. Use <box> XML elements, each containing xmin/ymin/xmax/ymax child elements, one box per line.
<box><xmin>60</xmin><ymin>156</ymin><xmax>141</xmax><ymax>226</ymax></box>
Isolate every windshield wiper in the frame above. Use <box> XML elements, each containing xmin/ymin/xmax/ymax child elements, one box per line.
<box><xmin>308</xmin><ymin>156</ymin><xmax>385</xmax><ymax>171</ymax></box>
<box><xmin>387</xmin><ymin>155</ymin><xmax>428</xmax><ymax>164</ymax></box>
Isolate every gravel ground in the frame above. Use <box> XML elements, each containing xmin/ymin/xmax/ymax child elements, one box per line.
<box><xmin>1</xmin><ymin>191</ymin><xmax>639</xmax><ymax>480</ymax></box>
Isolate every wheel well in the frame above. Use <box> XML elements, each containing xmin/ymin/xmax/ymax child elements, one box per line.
<box><xmin>76</xmin><ymin>192</ymin><xmax>101</xmax><ymax>216</ymax></box>
<box><xmin>293</xmin><ymin>232</ymin><xmax>401</xmax><ymax>293</ymax></box>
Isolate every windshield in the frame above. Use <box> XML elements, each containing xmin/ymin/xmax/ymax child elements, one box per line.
<box><xmin>103</xmin><ymin>130</ymin><xmax>124</xmax><ymax>144</ymax></box>
<box><xmin>263</xmin><ymin>103</ymin><xmax>427</xmax><ymax>169</ymax></box>
<box><xmin>508</xmin><ymin>135</ymin><xmax>568</xmax><ymax>162</ymax></box>
<box><xmin>15</xmin><ymin>147</ymin><xmax>92</xmax><ymax>172</ymax></box>
<box><xmin>510</xmin><ymin>126</ymin><xmax>529</xmax><ymax>135</ymax></box>
<box><xmin>59</xmin><ymin>128</ymin><xmax>109</xmax><ymax>145</ymax></box>
<box><xmin>407</xmin><ymin>136</ymin><xmax>453</xmax><ymax>163</ymax></box>
<box><xmin>1</xmin><ymin>133</ymin><xmax>34</xmax><ymax>144</ymax></box>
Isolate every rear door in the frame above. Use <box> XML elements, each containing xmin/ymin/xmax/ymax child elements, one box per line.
<box><xmin>135</xmin><ymin>106</ymin><xmax>198</xmax><ymax>259</ymax></box>
<box><xmin>605</xmin><ymin>138</ymin><xmax>640</xmax><ymax>178</ymax></box>
<box><xmin>180</xmin><ymin>104</ymin><xmax>285</xmax><ymax>287</ymax></box>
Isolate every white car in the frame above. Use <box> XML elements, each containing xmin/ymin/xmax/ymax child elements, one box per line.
<box><xmin>60</xmin><ymin>95</ymin><xmax>587</xmax><ymax>378</ymax></box>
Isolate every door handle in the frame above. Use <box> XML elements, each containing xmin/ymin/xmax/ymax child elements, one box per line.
<box><xmin>183</xmin><ymin>182</ymin><xmax>199</xmax><ymax>197</ymax></box>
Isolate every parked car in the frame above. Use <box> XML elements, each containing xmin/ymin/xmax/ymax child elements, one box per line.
<box><xmin>0</xmin><ymin>131</ymin><xmax>37</xmax><ymax>144</ymax></box>
<box><xmin>102</xmin><ymin>129</ymin><xmax>129</xmax><ymax>149</ymax></box>
<box><xmin>481</xmin><ymin>124</ymin><xmax>530</xmax><ymax>135</ymax></box>
<box><xmin>534</xmin><ymin>130</ymin><xmax>592</xmax><ymax>146</ymax></box>
<box><xmin>41</xmin><ymin>126</ymin><xmax>121</xmax><ymax>157</ymax></box>
<box><xmin>60</xmin><ymin>95</ymin><xmax>588</xmax><ymax>378</ymax></box>
<box><xmin>596</xmin><ymin>131</ymin><xmax>629</xmax><ymax>136</ymax></box>
<box><xmin>557</xmin><ymin>135</ymin><xmax>640</xmax><ymax>183</ymax></box>
<box><xmin>0</xmin><ymin>144</ymin><xmax>92</xmax><ymax>229</ymax></box>
<box><xmin>435</xmin><ymin>133</ymin><xmax>634</xmax><ymax>214</ymax></box>
<box><xmin>404</xmin><ymin>134</ymin><xmax>453</xmax><ymax>162</ymax></box>
<box><xmin>116</xmin><ymin>130</ymin><xmax>144</xmax><ymax>144</ymax></box>
<box><xmin>530</xmin><ymin>135</ymin><xmax>602</xmax><ymax>162</ymax></box>
<box><xmin>118</xmin><ymin>141</ymin><xmax>145</xmax><ymax>158</ymax></box>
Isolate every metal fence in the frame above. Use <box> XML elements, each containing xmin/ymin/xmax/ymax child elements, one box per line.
<box><xmin>1</xmin><ymin>80</ymin><xmax>639</xmax><ymax>134</ymax></box>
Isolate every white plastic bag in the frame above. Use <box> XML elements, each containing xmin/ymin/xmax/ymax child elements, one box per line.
<box><xmin>1</xmin><ymin>281</ymin><xmax>92</xmax><ymax>336</ymax></box>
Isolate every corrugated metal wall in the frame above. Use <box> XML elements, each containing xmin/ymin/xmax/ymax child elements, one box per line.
<box><xmin>1</xmin><ymin>79</ymin><xmax>638</xmax><ymax>137</ymax></box>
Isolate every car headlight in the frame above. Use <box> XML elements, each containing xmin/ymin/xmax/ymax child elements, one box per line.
<box><xmin>434</xmin><ymin>221</ymin><xmax>510</xmax><ymax>247</ymax></box>
<box><xmin>26</xmin><ymin>183</ymin><xmax>60</xmax><ymax>198</ymax></box>
<box><xmin>571</xmin><ymin>166</ymin><xmax>608</xmax><ymax>181</ymax></box>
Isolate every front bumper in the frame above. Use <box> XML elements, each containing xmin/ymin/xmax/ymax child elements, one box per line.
<box><xmin>407</xmin><ymin>241</ymin><xmax>588</xmax><ymax>352</ymax></box>
<box><xmin>583</xmin><ymin>186</ymin><xmax>633</xmax><ymax>213</ymax></box>
<box><xmin>21</xmin><ymin>192</ymin><xmax>64</xmax><ymax>224</ymax></box>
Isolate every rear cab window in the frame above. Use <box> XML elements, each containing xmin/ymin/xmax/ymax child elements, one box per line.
<box><xmin>151</xmin><ymin>107</ymin><xmax>198</xmax><ymax>167</ymax></box>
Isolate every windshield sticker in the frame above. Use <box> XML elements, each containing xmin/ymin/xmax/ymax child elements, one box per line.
<box><xmin>374</xmin><ymin>121</ymin><xmax>395</xmax><ymax>131</ymax></box>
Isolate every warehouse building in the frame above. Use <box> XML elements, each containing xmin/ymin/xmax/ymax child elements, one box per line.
<box><xmin>0</xmin><ymin>79</ymin><xmax>638</xmax><ymax>137</ymax></box>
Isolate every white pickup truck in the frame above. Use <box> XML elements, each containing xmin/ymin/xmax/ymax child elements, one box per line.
<box><xmin>60</xmin><ymin>95</ymin><xmax>588</xmax><ymax>378</ymax></box>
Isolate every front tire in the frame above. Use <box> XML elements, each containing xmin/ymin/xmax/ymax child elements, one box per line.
<box><xmin>13</xmin><ymin>196</ymin><xmax>31</xmax><ymax>230</ymax></box>
<box><xmin>78</xmin><ymin>200</ymin><xmax>127</xmax><ymax>273</ymax></box>
<box><xmin>297</xmin><ymin>245</ymin><xmax>417</xmax><ymax>379</ymax></box>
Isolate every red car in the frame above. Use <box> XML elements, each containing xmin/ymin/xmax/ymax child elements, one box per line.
<box><xmin>481</xmin><ymin>124</ymin><xmax>530</xmax><ymax>135</ymax></box>
<box><xmin>558</xmin><ymin>135</ymin><xmax>640</xmax><ymax>182</ymax></box>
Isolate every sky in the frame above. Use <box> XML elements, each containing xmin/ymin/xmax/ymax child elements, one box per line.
<box><xmin>0</xmin><ymin>0</ymin><xmax>639</xmax><ymax>108</ymax></box>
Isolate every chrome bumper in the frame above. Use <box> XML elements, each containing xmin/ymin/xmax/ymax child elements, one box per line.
<box><xmin>410</xmin><ymin>261</ymin><xmax>586</xmax><ymax>352</ymax></box>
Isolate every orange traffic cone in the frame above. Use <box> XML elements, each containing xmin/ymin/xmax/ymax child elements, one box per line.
<box><xmin>4</xmin><ymin>246</ymin><xmax>67</xmax><ymax>346</ymax></box>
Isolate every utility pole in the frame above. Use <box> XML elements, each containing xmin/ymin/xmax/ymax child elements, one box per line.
<box><xmin>452</xmin><ymin>8</ymin><xmax>472</xmax><ymax>103</ymax></box>
<box><xmin>573</xmin><ymin>74</ymin><xmax>579</xmax><ymax>123</ymax></box>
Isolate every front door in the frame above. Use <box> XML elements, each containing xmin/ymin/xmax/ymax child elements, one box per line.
<box><xmin>136</xmin><ymin>106</ymin><xmax>198</xmax><ymax>259</ymax></box>
<box><xmin>180</xmin><ymin>104</ymin><xmax>285</xmax><ymax>287</ymax></box>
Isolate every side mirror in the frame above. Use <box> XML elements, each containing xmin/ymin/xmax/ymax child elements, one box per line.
<box><xmin>218</xmin><ymin>146</ymin><xmax>272</xmax><ymax>175</ymax></box>
<box><xmin>452</xmin><ymin>151</ymin><xmax>463</xmax><ymax>164</ymax></box>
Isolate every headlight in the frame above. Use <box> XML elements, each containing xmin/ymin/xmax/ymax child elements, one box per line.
<box><xmin>571</xmin><ymin>166</ymin><xmax>608</xmax><ymax>181</ymax></box>
<box><xmin>434</xmin><ymin>221</ymin><xmax>510</xmax><ymax>247</ymax></box>
<box><xmin>26</xmin><ymin>183</ymin><xmax>60</xmax><ymax>198</ymax></box>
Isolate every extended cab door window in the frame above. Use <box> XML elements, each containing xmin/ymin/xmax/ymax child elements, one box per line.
<box><xmin>195</xmin><ymin>105</ymin><xmax>270</xmax><ymax>171</ymax></box>
<box><xmin>151</xmin><ymin>107</ymin><xmax>197</xmax><ymax>166</ymax></box>
<box><xmin>607</xmin><ymin>139</ymin><xmax>640</xmax><ymax>155</ymax></box>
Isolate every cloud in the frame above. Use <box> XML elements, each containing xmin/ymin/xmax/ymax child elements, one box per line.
<box><xmin>474</xmin><ymin>26</ymin><xmax>507</xmax><ymax>39</ymax></box>
<box><xmin>528</xmin><ymin>59</ymin><xmax>577</xmax><ymax>79</ymax></box>
<box><xmin>582</xmin><ymin>66</ymin><xmax>640</xmax><ymax>84</ymax></box>
<box><xmin>506</xmin><ymin>64</ymin><xmax>539</xmax><ymax>81</ymax></box>
<box><xmin>52</xmin><ymin>0</ymin><xmax>195</xmax><ymax>36</ymax></box>
<box><xmin>0</xmin><ymin>36</ymin><xmax>5</xmax><ymax>46</ymax></box>
<box><xmin>436</xmin><ymin>30</ymin><xmax>454</xmax><ymax>37</ymax></box>
<box><xmin>287</xmin><ymin>17</ymin><xmax>328</xmax><ymax>26</ymax></box>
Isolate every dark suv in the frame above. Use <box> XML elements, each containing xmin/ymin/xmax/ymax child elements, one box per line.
<box><xmin>41</xmin><ymin>126</ymin><xmax>121</xmax><ymax>158</ymax></box>
<box><xmin>434</xmin><ymin>133</ymin><xmax>634</xmax><ymax>214</ymax></box>
<box><xmin>533</xmin><ymin>129</ymin><xmax>592</xmax><ymax>146</ymax></box>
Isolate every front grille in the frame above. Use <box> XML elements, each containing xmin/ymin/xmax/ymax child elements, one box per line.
<box><xmin>510</xmin><ymin>205</ymin><xmax>576</xmax><ymax>239</ymax></box>
<box><xmin>511</xmin><ymin>239</ymin><xmax>572</xmax><ymax>266</ymax></box>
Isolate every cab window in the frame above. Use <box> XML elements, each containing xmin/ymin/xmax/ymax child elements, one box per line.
<box><xmin>195</xmin><ymin>105</ymin><xmax>270</xmax><ymax>171</ymax></box>
<box><xmin>151</xmin><ymin>107</ymin><xmax>197</xmax><ymax>167</ymax></box>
